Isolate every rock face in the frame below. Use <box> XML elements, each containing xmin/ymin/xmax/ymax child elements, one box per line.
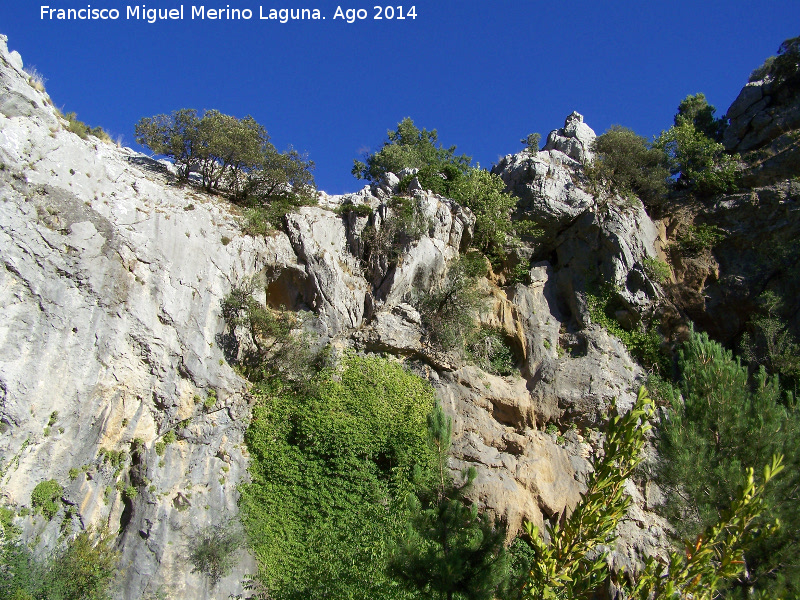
<box><xmin>723</xmin><ymin>72</ymin><xmax>800</xmax><ymax>187</ymax></box>
<box><xmin>0</xmin><ymin>35</ymin><xmax>670</xmax><ymax>599</ymax></box>
<box><xmin>543</xmin><ymin>111</ymin><xmax>597</xmax><ymax>164</ymax></box>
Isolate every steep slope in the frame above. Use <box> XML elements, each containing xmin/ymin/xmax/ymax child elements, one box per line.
<box><xmin>0</xmin><ymin>34</ymin><xmax>673</xmax><ymax>599</ymax></box>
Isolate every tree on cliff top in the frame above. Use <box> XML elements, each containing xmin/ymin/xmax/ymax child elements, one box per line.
<box><xmin>135</xmin><ymin>109</ymin><xmax>314</xmax><ymax>203</ymax></box>
<box><xmin>352</xmin><ymin>117</ymin><xmax>472</xmax><ymax>183</ymax></box>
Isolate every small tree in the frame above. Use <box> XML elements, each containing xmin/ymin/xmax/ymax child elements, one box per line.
<box><xmin>521</xmin><ymin>133</ymin><xmax>541</xmax><ymax>155</ymax></box>
<box><xmin>352</xmin><ymin>117</ymin><xmax>472</xmax><ymax>182</ymax></box>
<box><xmin>589</xmin><ymin>125</ymin><xmax>669</xmax><ymax>207</ymax></box>
<box><xmin>655</xmin><ymin>94</ymin><xmax>740</xmax><ymax>196</ymax></box>
<box><xmin>135</xmin><ymin>109</ymin><xmax>315</xmax><ymax>207</ymax></box>
<box><xmin>187</xmin><ymin>521</ymin><xmax>243</xmax><ymax>587</ymax></box>
<box><xmin>417</xmin><ymin>253</ymin><xmax>486</xmax><ymax>352</ymax></box>
<box><xmin>389</xmin><ymin>403</ymin><xmax>509</xmax><ymax>600</ymax></box>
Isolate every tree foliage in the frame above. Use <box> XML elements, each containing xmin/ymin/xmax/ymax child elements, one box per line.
<box><xmin>239</xmin><ymin>354</ymin><xmax>438</xmax><ymax>600</ymax></box>
<box><xmin>0</xmin><ymin>527</ymin><xmax>119</xmax><ymax>600</ymax></box>
<box><xmin>655</xmin><ymin>95</ymin><xmax>739</xmax><ymax>196</ymax></box>
<box><xmin>417</xmin><ymin>253</ymin><xmax>487</xmax><ymax>352</ymax></box>
<box><xmin>589</xmin><ymin>125</ymin><xmax>669</xmax><ymax>207</ymax></box>
<box><xmin>658</xmin><ymin>329</ymin><xmax>800</xmax><ymax>597</ymax></box>
<box><xmin>352</xmin><ymin>117</ymin><xmax>471</xmax><ymax>183</ymax></box>
<box><xmin>389</xmin><ymin>403</ymin><xmax>509</xmax><ymax>600</ymax></box>
<box><xmin>135</xmin><ymin>109</ymin><xmax>315</xmax><ymax>209</ymax></box>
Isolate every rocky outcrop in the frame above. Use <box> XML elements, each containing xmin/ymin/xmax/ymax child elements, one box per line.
<box><xmin>723</xmin><ymin>72</ymin><xmax>800</xmax><ymax>187</ymax></box>
<box><xmin>543</xmin><ymin>111</ymin><xmax>597</xmax><ymax>164</ymax></box>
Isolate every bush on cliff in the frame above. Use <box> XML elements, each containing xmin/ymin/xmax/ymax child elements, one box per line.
<box><xmin>135</xmin><ymin>109</ymin><xmax>316</xmax><ymax>225</ymax></box>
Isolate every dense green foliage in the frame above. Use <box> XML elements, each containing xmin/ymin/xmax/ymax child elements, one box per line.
<box><xmin>187</xmin><ymin>521</ymin><xmax>244</xmax><ymax>586</ymax></box>
<box><xmin>466</xmin><ymin>327</ymin><xmax>517</xmax><ymax>376</ymax></box>
<box><xmin>750</xmin><ymin>35</ymin><xmax>800</xmax><ymax>84</ymax></box>
<box><xmin>135</xmin><ymin>109</ymin><xmax>315</xmax><ymax>228</ymax></box>
<box><xmin>655</xmin><ymin>94</ymin><xmax>739</xmax><ymax>196</ymax></box>
<box><xmin>30</xmin><ymin>480</ymin><xmax>62</xmax><ymax>520</ymax></box>
<box><xmin>352</xmin><ymin>118</ymin><xmax>471</xmax><ymax>183</ymax></box>
<box><xmin>449</xmin><ymin>168</ymin><xmax>535</xmax><ymax>260</ymax></box>
<box><xmin>0</xmin><ymin>528</ymin><xmax>118</xmax><ymax>600</ymax></box>
<box><xmin>239</xmin><ymin>354</ymin><xmax>438</xmax><ymax>600</ymax></box>
<box><xmin>389</xmin><ymin>404</ymin><xmax>509</xmax><ymax>600</ymax></box>
<box><xmin>674</xmin><ymin>93</ymin><xmax>725</xmax><ymax>141</ymax></box>
<box><xmin>632</xmin><ymin>457</ymin><xmax>784</xmax><ymax>600</ymax></box>
<box><xmin>354</xmin><ymin>118</ymin><xmax>535</xmax><ymax>261</ymax></box>
<box><xmin>589</xmin><ymin>125</ymin><xmax>669</xmax><ymax>207</ymax></box>
<box><xmin>741</xmin><ymin>305</ymin><xmax>800</xmax><ymax>398</ymax></box>
<box><xmin>657</xmin><ymin>330</ymin><xmax>800</xmax><ymax>597</ymax></box>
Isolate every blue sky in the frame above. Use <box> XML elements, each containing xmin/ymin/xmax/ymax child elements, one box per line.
<box><xmin>2</xmin><ymin>2</ymin><xmax>797</xmax><ymax>194</ymax></box>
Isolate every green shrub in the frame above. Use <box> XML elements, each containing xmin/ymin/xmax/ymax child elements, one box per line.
<box><xmin>68</xmin><ymin>468</ymin><xmax>79</xmax><ymax>481</ymax></box>
<box><xmin>656</xmin><ymin>120</ymin><xmax>739</xmax><ymax>196</ymax></box>
<box><xmin>417</xmin><ymin>253</ymin><xmax>486</xmax><ymax>352</ymax></box>
<box><xmin>677</xmin><ymin>223</ymin><xmax>726</xmax><ymax>254</ymax></box>
<box><xmin>521</xmin><ymin>132</ymin><xmax>541</xmax><ymax>154</ymax></box>
<box><xmin>642</xmin><ymin>256</ymin><xmax>671</xmax><ymax>283</ymax></box>
<box><xmin>162</xmin><ymin>430</ymin><xmax>176</xmax><ymax>445</ymax></box>
<box><xmin>585</xmin><ymin>285</ymin><xmax>668</xmax><ymax>375</ymax></box>
<box><xmin>240</xmin><ymin>354</ymin><xmax>437</xmax><ymax>600</ymax></box>
<box><xmin>352</xmin><ymin>117</ymin><xmax>471</xmax><ymax>183</ymax></box>
<box><xmin>203</xmin><ymin>391</ymin><xmax>217</xmax><ymax>411</ymax></box>
<box><xmin>188</xmin><ymin>521</ymin><xmax>244</xmax><ymax>586</ymax></box>
<box><xmin>466</xmin><ymin>327</ymin><xmax>516</xmax><ymax>376</ymax></box>
<box><xmin>589</xmin><ymin>125</ymin><xmax>669</xmax><ymax>207</ymax></box>
<box><xmin>361</xmin><ymin>195</ymin><xmax>429</xmax><ymax>271</ymax></box>
<box><xmin>657</xmin><ymin>330</ymin><xmax>800</xmax><ymax>597</ymax></box>
<box><xmin>45</xmin><ymin>527</ymin><xmax>119</xmax><ymax>600</ymax></box>
<box><xmin>31</xmin><ymin>480</ymin><xmax>63</xmax><ymax>520</ymax></box>
<box><xmin>154</xmin><ymin>442</ymin><xmax>165</xmax><ymax>457</ymax></box>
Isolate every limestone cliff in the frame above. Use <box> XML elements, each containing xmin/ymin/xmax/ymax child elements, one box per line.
<box><xmin>5</xmin><ymin>32</ymin><xmax>771</xmax><ymax>599</ymax></box>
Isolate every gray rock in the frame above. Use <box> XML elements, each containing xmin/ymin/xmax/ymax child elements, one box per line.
<box><xmin>543</xmin><ymin>111</ymin><xmax>597</xmax><ymax>164</ymax></box>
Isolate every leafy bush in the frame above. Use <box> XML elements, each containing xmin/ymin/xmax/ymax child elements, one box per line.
<box><xmin>0</xmin><ymin>527</ymin><xmax>118</xmax><ymax>600</ymax></box>
<box><xmin>352</xmin><ymin>117</ymin><xmax>471</xmax><ymax>183</ymax></box>
<box><xmin>674</xmin><ymin>93</ymin><xmax>725</xmax><ymax>141</ymax></box>
<box><xmin>656</xmin><ymin>118</ymin><xmax>739</xmax><ymax>196</ymax></box>
<box><xmin>643</xmin><ymin>256</ymin><xmax>671</xmax><ymax>283</ymax></box>
<box><xmin>361</xmin><ymin>195</ymin><xmax>430</xmax><ymax>270</ymax></box>
<box><xmin>740</xmin><ymin>293</ymin><xmax>800</xmax><ymax>395</ymax></box>
<box><xmin>677</xmin><ymin>222</ymin><xmax>726</xmax><ymax>254</ymax></box>
<box><xmin>521</xmin><ymin>388</ymin><xmax>655</xmax><ymax>599</ymax></box>
<box><xmin>449</xmin><ymin>168</ymin><xmax>536</xmax><ymax>261</ymax></box>
<box><xmin>589</xmin><ymin>125</ymin><xmax>669</xmax><ymax>207</ymax></box>
<box><xmin>585</xmin><ymin>285</ymin><xmax>668</xmax><ymax>375</ymax></box>
<box><xmin>521</xmin><ymin>132</ymin><xmax>541</xmax><ymax>154</ymax></box>
<box><xmin>239</xmin><ymin>354</ymin><xmax>437</xmax><ymax>600</ymax></box>
<box><xmin>31</xmin><ymin>480</ymin><xmax>62</xmax><ymax>520</ymax></box>
<box><xmin>222</xmin><ymin>285</ymin><xmax>322</xmax><ymax>389</ymax></box>
<box><xmin>750</xmin><ymin>36</ymin><xmax>800</xmax><ymax>84</ymax></box>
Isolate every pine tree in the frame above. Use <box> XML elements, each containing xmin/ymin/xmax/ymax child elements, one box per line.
<box><xmin>658</xmin><ymin>329</ymin><xmax>800</xmax><ymax>597</ymax></box>
<box><xmin>389</xmin><ymin>403</ymin><xmax>509</xmax><ymax>600</ymax></box>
